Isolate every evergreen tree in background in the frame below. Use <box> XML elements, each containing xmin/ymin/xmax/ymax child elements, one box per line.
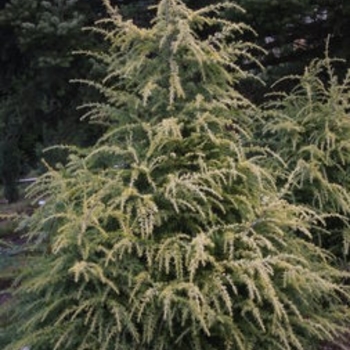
<box><xmin>1</xmin><ymin>1</ymin><xmax>350</xmax><ymax>349</ymax></box>
<box><xmin>0</xmin><ymin>139</ymin><xmax>20</xmax><ymax>203</ymax></box>
<box><xmin>0</xmin><ymin>0</ymin><xmax>105</xmax><ymax>200</ymax></box>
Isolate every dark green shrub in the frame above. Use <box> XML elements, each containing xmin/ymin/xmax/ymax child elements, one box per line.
<box><xmin>0</xmin><ymin>140</ymin><xmax>21</xmax><ymax>203</ymax></box>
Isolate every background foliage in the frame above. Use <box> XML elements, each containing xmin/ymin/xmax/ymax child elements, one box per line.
<box><xmin>0</xmin><ymin>0</ymin><xmax>105</xmax><ymax>200</ymax></box>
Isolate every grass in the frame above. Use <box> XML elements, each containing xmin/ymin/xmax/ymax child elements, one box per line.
<box><xmin>0</xmin><ymin>195</ymin><xmax>31</xmax><ymax>297</ymax></box>
<box><xmin>0</xmin><ymin>193</ymin><xmax>31</xmax><ymax>345</ymax></box>
<box><xmin>0</xmin><ymin>221</ymin><xmax>18</xmax><ymax>239</ymax></box>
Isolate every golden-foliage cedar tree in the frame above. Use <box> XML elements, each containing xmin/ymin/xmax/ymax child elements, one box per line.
<box><xmin>2</xmin><ymin>1</ymin><xmax>350</xmax><ymax>349</ymax></box>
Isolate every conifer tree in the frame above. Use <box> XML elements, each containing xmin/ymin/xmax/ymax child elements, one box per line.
<box><xmin>2</xmin><ymin>1</ymin><xmax>350</xmax><ymax>349</ymax></box>
<box><xmin>262</xmin><ymin>51</ymin><xmax>350</xmax><ymax>260</ymax></box>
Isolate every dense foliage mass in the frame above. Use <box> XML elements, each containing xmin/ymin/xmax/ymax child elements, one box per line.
<box><xmin>1</xmin><ymin>1</ymin><xmax>350</xmax><ymax>350</ymax></box>
<box><xmin>0</xmin><ymin>0</ymin><xmax>349</xmax><ymax>201</ymax></box>
<box><xmin>263</xmin><ymin>53</ymin><xmax>350</xmax><ymax>260</ymax></box>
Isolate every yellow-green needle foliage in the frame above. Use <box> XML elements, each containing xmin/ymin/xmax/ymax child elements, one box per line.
<box><xmin>263</xmin><ymin>51</ymin><xmax>350</xmax><ymax>259</ymax></box>
<box><xmin>2</xmin><ymin>1</ymin><xmax>350</xmax><ymax>350</ymax></box>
